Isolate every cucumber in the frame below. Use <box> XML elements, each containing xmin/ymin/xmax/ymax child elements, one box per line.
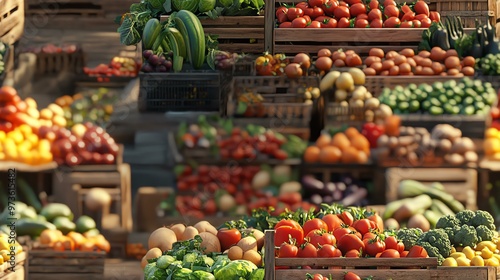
<box><xmin>168</xmin><ymin>28</ymin><xmax>187</xmax><ymax>58</ymax></box>
<box><xmin>174</xmin><ymin>10</ymin><xmax>206</xmax><ymax>69</ymax></box>
<box><xmin>15</xmin><ymin>219</ymin><xmax>56</xmax><ymax>238</ymax></box>
<box><xmin>431</xmin><ymin>199</ymin><xmax>455</xmax><ymax>216</ymax></box>
<box><xmin>142</xmin><ymin>18</ymin><xmax>162</xmax><ymax>50</ymax></box>
<box><xmin>424</xmin><ymin>210</ymin><xmax>442</xmax><ymax>228</ymax></box>
<box><xmin>40</xmin><ymin>203</ymin><xmax>73</xmax><ymax>222</ymax></box>
<box><xmin>429</xmin><ymin>106</ymin><xmax>443</xmax><ymax>115</ymax></box>
<box><xmin>17</xmin><ymin>177</ymin><xmax>42</xmax><ymax>213</ymax></box>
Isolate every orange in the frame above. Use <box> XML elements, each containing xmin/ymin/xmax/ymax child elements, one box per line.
<box><xmin>331</xmin><ymin>133</ymin><xmax>351</xmax><ymax>151</ymax></box>
<box><xmin>304</xmin><ymin>146</ymin><xmax>321</xmax><ymax>163</ymax></box>
<box><xmin>315</xmin><ymin>133</ymin><xmax>332</xmax><ymax>149</ymax></box>
<box><xmin>350</xmin><ymin>134</ymin><xmax>371</xmax><ymax>155</ymax></box>
<box><xmin>344</xmin><ymin>127</ymin><xmax>360</xmax><ymax>140</ymax></box>
<box><xmin>318</xmin><ymin>146</ymin><xmax>342</xmax><ymax>164</ymax></box>
<box><xmin>341</xmin><ymin>147</ymin><xmax>360</xmax><ymax>164</ymax></box>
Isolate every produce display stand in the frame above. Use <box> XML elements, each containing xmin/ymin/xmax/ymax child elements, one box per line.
<box><xmin>27</xmin><ymin>247</ymin><xmax>105</xmax><ymax>280</ymax></box>
<box><xmin>385</xmin><ymin>167</ymin><xmax>478</xmax><ymax>210</ymax></box>
<box><xmin>264</xmin><ymin>230</ymin><xmax>500</xmax><ymax>280</ymax></box>
<box><xmin>364</xmin><ymin>76</ymin><xmax>464</xmax><ymax>98</ymax></box>
<box><xmin>0</xmin><ymin>0</ymin><xmax>24</xmax><ymax>46</ymax></box>
<box><xmin>0</xmin><ymin>251</ymin><xmax>26</xmax><ymax>280</ymax></box>
<box><xmin>160</xmin><ymin>16</ymin><xmax>265</xmax><ymax>54</ymax></box>
<box><xmin>31</xmin><ymin>47</ymin><xmax>85</xmax><ymax>78</ymax></box>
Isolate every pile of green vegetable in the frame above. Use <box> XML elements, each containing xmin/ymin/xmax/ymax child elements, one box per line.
<box><xmin>378</xmin><ymin>78</ymin><xmax>497</xmax><ymax>115</ymax></box>
<box><xmin>144</xmin><ymin>235</ymin><xmax>264</xmax><ymax>280</ymax></box>
<box><xmin>396</xmin><ymin>210</ymin><xmax>498</xmax><ymax>264</ymax></box>
<box><xmin>476</xmin><ymin>53</ymin><xmax>500</xmax><ymax>75</ymax></box>
<box><xmin>419</xmin><ymin>16</ymin><xmax>500</xmax><ymax>58</ymax></box>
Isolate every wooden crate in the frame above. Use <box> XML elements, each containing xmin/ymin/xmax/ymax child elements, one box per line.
<box><xmin>25</xmin><ymin>0</ymin><xmax>104</xmax><ymax>17</ymax></box>
<box><xmin>227</xmin><ymin>76</ymin><xmax>319</xmax><ymax>128</ymax></box>
<box><xmin>160</xmin><ymin>15</ymin><xmax>265</xmax><ymax>54</ymax></box>
<box><xmin>0</xmin><ymin>0</ymin><xmax>24</xmax><ymax>46</ymax></box>
<box><xmin>264</xmin><ymin>230</ymin><xmax>500</xmax><ymax>280</ymax></box>
<box><xmin>27</xmin><ymin>249</ymin><xmax>105</xmax><ymax>280</ymax></box>
<box><xmin>33</xmin><ymin>48</ymin><xmax>86</xmax><ymax>77</ymax></box>
<box><xmin>385</xmin><ymin>167</ymin><xmax>478</xmax><ymax>210</ymax></box>
<box><xmin>429</xmin><ymin>0</ymin><xmax>497</xmax><ymax>28</ymax></box>
<box><xmin>0</xmin><ymin>251</ymin><xmax>26</xmax><ymax>280</ymax></box>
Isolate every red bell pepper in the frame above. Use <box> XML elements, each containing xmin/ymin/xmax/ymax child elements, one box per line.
<box><xmin>361</xmin><ymin>122</ymin><xmax>385</xmax><ymax>148</ymax></box>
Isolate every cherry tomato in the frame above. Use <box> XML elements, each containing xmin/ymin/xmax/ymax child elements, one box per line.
<box><xmin>363</xmin><ymin>238</ymin><xmax>386</xmax><ymax>257</ymax></box>
<box><xmin>322</xmin><ymin>214</ymin><xmax>344</xmax><ymax>232</ymax></box>
<box><xmin>339</xmin><ymin>211</ymin><xmax>354</xmax><ymax>226</ymax></box>
<box><xmin>279</xmin><ymin>243</ymin><xmax>298</xmax><ymax>258</ymax></box>
<box><xmin>337</xmin><ymin>234</ymin><xmax>365</xmax><ymax>255</ymax></box>
<box><xmin>354</xmin><ymin>18</ymin><xmax>369</xmax><ymax>28</ymax></box>
<box><xmin>308</xmin><ymin>0</ymin><xmax>326</xmax><ymax>7</ymax></box>
<box><xmin>412</xmin><ymin>19</ymin><xmax>422</xmax><ymax>28</ymax></box>
<box><xmin>287</xmin><ymin>7</ymin><xmax>305</xmax><ymax>21</ymax></box>
<box><xmin>275</xmin><ymin>225</ymin><xmax>305</xmax><ymax>246</ymax></box>
<box><xmin>292</xmin><ymin>17</ymin><xmax>308</xmax><ymax>28</ymax></box>
<box><xmin>217</xmin><ymin>228</ymin><xmax>242</xmax><ymax>251</ymax></box>
<box><xmin>383</xmin><ymin>16</ymin><xmax>401</xmax><ymax>27</ymax></box>
<box><xmin>429</xmin><ymin>11</ymin><xmax>441</xmax><ymax>22</ymax></box>
<box><xmin>279</xmin><ymin>21</ymin><xmax>293</xmax><ymax>28</ymax></box>
<box><xmin>384</xmin><ymin>5</ymin><xmax>399</xmax><ymax>18</ymax></box>
<box><xmin>407</xmin><ymin>245</ymin><xmax>428</xmax><ymax>258</ymax></box>
<box><xmin>397</xmin><ymin>242</ymin><xmax>405</xmax><ymax>254</ymax></box>
<box><xmin>311</xmin><ymin>274</ymin><xmax>325</xmax><ymax>280</ymax></box>
<box><xmin>334</xmin><ymin>6</ymin><xmax>350</xmax><ymax>20</ymax></box>
<box><xmin>414</xmin><ymin>0</ymin><xmax>430</xmax><ymax>16</ymax></box>
<box><xmin>320</xmin><ymin>17</ymin><xmax>338</xmax><ymax>28</ymax></box>
<box><xmin>307</xmin><ymin>20</ymin><xmax>322</xmax><ymax>28</ymax></box>
<box><xmin>345</xmin><ymin>249</ymin><xmax>361</xmax><ymax>258</ymax></box>
<box><xmin>297</xmin><ymin>242</ymin><xmax>318</xmax><ymax>258</ymax></box>
<box><xmin>303</xmin><ymin>218</ymin><xmax>329</xmax><ymax>236</ymax></box>
<box><xmin>317</xmin><ymin>244</ymin><xmax>342</xmax><ymax>257</ymax></box>
<box><xmin>276</xmin><ymin>6</ymin><xmax>289</xmax><ymax>23</ymax></box>
<box><xmin>370</xmin><ymin>19</ymin><xmax>383</xmax><ymax>28</ymax></box>
<box><xmin>384</xmin><ymin>236</ymin><xmax>398</xmax><ymax>250</ymax></box>
<box><xmin>333</xmin><ymin>227</ymin><xmax>352</xmax><ymax>241</ymax></box>
<box><xmin>344</xmin><ymin>272</ymin><xmax>362</xmax><ymax>280</ymax></box>
<box><xmin>401</xmin><ymin>11</ymin><xmax>415</xmax><ymax>22</ymax></box>
<box><xmin>311</xmin><ymin>6</ymin><xmax>325</xmax><ymax>18</ymax></box>
<box><xmin>399</xmin><ymin>21</ymin><xmax>413</xmax><ymax>28</ymax></box>
<box><xmin>303</xmin><ymin>15</ymin><xmax>312</xmax><ymax>23</ymax></box>
<box><xmin>322</xmin><ymin>0</ymin><xmax>339</xmax><ymax>16</ymax></box>
<box><xmin>368</xmin><ymin>0</ymin><xmax>379</xmax><ymax>10</ymax></box>
<box><xmin>420</xmin><ymin>16</ymin><xmax>432</xmax><ymax>27</ymax></box>
<box><xmin>306</xmin><ymin>230</ymin><xmax>336</xmax><ymax>247</ymax></box>
<box><xmin>383</xmin><ymin>0</ymin><xmax>396</xmax><ymax>6</ymax></box>
<box><xmin>380</xmin><ymin>248</ymin><xmax>400</xmax><ymax>258</ymax></box>
<box><xmin>368</xmin><ymin>9</ymin><xmax>382</xmax><ymax>21</ymax></box>
<box><xmin>350</xmin><ymin>3</ymin><xmax>366</xmax><ymax>17</ymax></box>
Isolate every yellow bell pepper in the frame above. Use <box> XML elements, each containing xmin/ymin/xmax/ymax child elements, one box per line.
<box><xmin>450</xmin><ymin>252</ymin><xmax>467</xmax><ymax>259</ymax></box>
<box><xmin>481</xmin><ymin>248</ymin><xmax>494</xmax><ymax>259</ymax></box>
<box><xmin>456</xmin><ymin>257</ymin><xmax>471</xmax><ymax>266</ymax></box>
<box><xmin>484</xmin><ymin>257</ymin><xmax>500</xmax><ymax>266</ymax></box>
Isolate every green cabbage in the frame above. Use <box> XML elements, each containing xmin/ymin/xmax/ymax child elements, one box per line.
<box><xmin>198</xmin><ymin>0</ymin><xmax>216</xmax><ymax>12</ymax></box>
<box><xmin>172</xmin><ymin>0</ymin><xmax>200</xmax><ymax>13</ymax></box>
<box><xmin>214</xmin><ymin>260</ymin><xmax>258</xmax><ymax>280</ymax></box>
<box><xmin>192</xmin><ymin>270</ymin><xmax>216</xmax><ymax>280</ymax></box>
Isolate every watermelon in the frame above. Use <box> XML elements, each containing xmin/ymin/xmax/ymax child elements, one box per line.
<box><xmin>172</xmin><ymin>0</ymin><xmax>199</xmax><ymax>13</ymax></box>
<box><xmin>198</xmin><ymin>0</ymin><xmax>216</xmax><ymax>12</ymax></box>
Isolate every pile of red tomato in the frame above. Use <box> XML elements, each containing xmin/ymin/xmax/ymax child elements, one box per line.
<box><xmin>276</xmin><ymin>0</ymin><xmax>441</xmax><ymax>28</ymax></box>
<box><xmin>274</xmin><ymin>211</ymin><xmax>429</xmax><ymax>259</ymax></box>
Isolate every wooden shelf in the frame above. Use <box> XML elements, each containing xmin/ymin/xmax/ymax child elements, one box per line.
<box><xmin>0</xmin><ymin>161</ymin><xmax>57</xmax><ymax>172</ymax></box>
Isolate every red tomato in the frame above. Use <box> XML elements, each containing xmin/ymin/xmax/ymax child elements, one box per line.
<box><xmin>407</xmin><ymin>245</ymin><xmax>428</xmax><ymax>258</ymax></box>
<box><xmin>345</xmin><ymin>249</ymin><xmax>361</xmax><ymax>258</ymax></box>
<box><xmin>279</xmin><ymin>243</ymin><xmax>298</xmax><ymax>258</ymax></box>
<box><xmin>400</xmin><ymin>4</ymin><xmax>412</xmax><ymax>14</ymax></box>
<box><xmin>354</xmin><ymin>18</ymin><xmax>369</xmax><ymax>28</ymax></box>
<box><xmin>337</xmin><ymin>234</ymin><xmax>365</xmax><ymax>255</ymax></box>
<box><xmin>276</xmin><ymin>6</ymin><xmax>289</xmax><ymax>23</ymax></box>
<box><xmin>429</xmin><ymin>11</ymin><xmax>441</xmax><ymax>22</ymax></box>
<box><xmin>363</xmin><ymin>238</ymin><xmax>386</xmax><ymax>257</ymax></box>
<box><xmin>399</xmin><ymin>21</ymin><xmax>414</xmax><ymax>28</ymax></box>
<box><xmin>287</xmin><ymin>7</ymin><xmax>305</xmax><ymax>21</ymax></box>
<box><xmin>334</xmin><ymin>6</ymin><xmax>350</xmax><ymax>20</ymax></box>
<box><xmin>414</xmin><ymin>14</ymin><xmax>428</xmax><ymax>21</ymax></box>
<box><xmin>309</xmin><ymin>0</ymin><xmax>326</xmax><ymax>7</ymax></box>
<box><xmin>420</xmin><ymin>16</ymin><xmax>432</xmax><ymax>27</ymax></box>
<box><xmin>317</xmin><ymin>244</ymin><xmax>342</xmax><ymax>258</ymax></box>
<box><xmin>303</xmin><ymin>218</ymin><xmax>329</xmax><ymax>236</ymax></box>
<box><xmin>333</xmin><ymin>227</ymin><xmax>352</xmax><ymax>241</ymax></box>
<box><xmin>217</xmin><ymin>228</ymin><xmax>242</xmax><ymax>251</ymax></box>
<box><xmin>368</xmin><ymin>9</ymin><xmax>382</xmax><ymax>21</ymax></box>
<box><xmin>349</xmin><ymin>3</ymin><xmax>366</xmax><ymax>17</ymax></box>
<box><xmin>312</xmin><ymin>274</ymin><xmax>325</xmax><ymax>280</ymax></box>
<box><xmin>366</xmin><ymin>214</ymin><xmax>384</xmax><ymax>233</ymax></box>
<box><xmin>303</xmin><ymin>15</ymin><xmax>312</xmax><ymax>23</ymax></box>
<box><xmin>491</xmin><ymin>107</ymin><xmax>500</xmax><ymax>119</ymax></box>
<box><xmin>307</xmin><ymin>20</ymin><xmax>322</xmax><ymax>28</ymax></box>
<box><xmin>275</xmin><ymin>220</ymin><xmax>302</xmax><ymax>231</ymax></box>
<box><xmin>306</xmin><ymin>230</ymin><xmax>336</xmax><ymax>247</ymax></box>
<box><xmin>370</xmin><ymin>19</ymin><xmax>383</xmax><ymax>28</ymax></box>
<box><xmin>352</xmin><ymin>219</ymin><xmax>373</xmax><ymax>235</ymax></box>
<box><xmin>356</xmin><ymin>13</ymin><xmax>368</xmax><ymax>20</ymax></box>
<box><xmin>275</xmin><ymin>225</ymin><xmax>305</xmax><ymax>246</ymax></box>
<box><xmin>383</xmin><ymin>0</ymin><xmax>396</xmax><ymax>6</ymax></box>
<box><xmin>339</xmin><ymin>211</ymin><xmax>354</xmax><ymax>226</ymax></box>
<box><xmin>383</xmin><ymin>16</ymin><xmax>401</xmax><ymax>27</ymax></box>
<box><xmin>414</xmin><ymin>0</ymin><xmax>429</xmax><ymax>16</ymax></box>
<box><xmin>384</xmin><ymin>236</ymin><xmax>398</xmax><ymax>250</ymax></box>
<box><xmin>401</xmin><ymin>250</ymin><xmax>409</xmax><ymax>257</ymax></box>
<box><xmin>292</xmin><ymin>17</ymin><xmax>308</xmax><ymax>27</ymax></box>
<box><xmin>322</xmin><ymin>214</ymin><xmax>344</xmax><ymax>232</ymax></box>
<box><xmin>344</xmin><ymin>272</ymin><xmax>362</xmax><ymax>280</ymax></box>
<box><xmin>368</xmin><ymin>0</ymin><xmax>379</xmax><ymax>10</ymax></box>
<box><xmin>345</xmin><ymin>0</ymin><xmax>362</xmax><ymax>5</ymax></box>
<box><xmin>315</xmin><ymin>15</ymin><xmax>329</xmax><ymax>22</ymax></box>
<box><xmin>412</xmin><ymin>19</ymin><xmax>422</xmax><ymax>27</ymax></box>
<box><xmin>401</xmin><ymin>11</ymin><xmax>415</xmax><ymax>22</ymax></box>
<box><xmin>303</xmin><ymin>7</ymin><xmax>315</xmax><ymax>17</ymax></box>
<box><xmin>384</xmin><ymin>5</ymin><xmax>399</xmax><ymax>18</ymax></box>
<box><xmin>380</xmin><ymin>249</ymin><xmax>400</xmax><ymax>258</ymax></box>
<box><xmin>362</xmin><ymin>232</ymin><xmax>377</xmax><ymax>240</ymax></box>
<box><xmin>339</xmin><ymin>1</ymin><xmax>349</xmax><ymax>6</ymax></box>
<box><xmin>296</xmin><ymin>1</ymin><xmax>309</xmax><ymax>10</ymax></box>
<box><xmin>322</xmin><ymin>0</ymin><xmax>339</xmax><ymax>16</ymax></box>
<box><xmin>337</xmin><ymin>17</ymin><xmax>351</xmax><ymax>27</ymax></box>
<box><xmin>311</xmin><ymin>6</ymin><xmax>325</xmax><ymax>18</ymax></box>
<box><xmin>279</xmin><ymin>21</ymin><xmax>293</xmax><ymax>28</ymax></box>
<box><xmin>397</xmin><ymin>242</ymin><xmax>405</xmax><ymax>254</ymax></box>
<box><xmin>297</xmin><ymin>242</ymin><xmax>318</xmax><ymax>258</ymax></box>
<box><xmin>320</xmin><ymin>17</ymin><xmax>338</xmax><ymax>28</ymax></box>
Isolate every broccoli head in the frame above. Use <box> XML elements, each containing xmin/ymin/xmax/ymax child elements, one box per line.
<box><xmin>455</xmin><ymin>210</ymin><xmax>476</xmax><ymax>226</ymax></box>
<box><xmin>476</xmin><ymin>225</ymin><xmax>495</xmax><ymax>242</ymax></box>
<box><xmin>436</xmin><ymin>215</ymin><xmax>461</xmax><ymax>229</ymax></box>
<box><xmin>443</xmin><ymin>225</ymin><xmax>461</xmax><ymax>242</ymax></box>
<box><xmin>396</xmin><ymin>228</ymin><xmax>424</xmax><ymax>251</ymax></box>
<box><xmin>417</xmin><ymin>229</ymin><xmax>452</xmax><ymax>258</ymax></box>
<box><xmin>471</xmin><ymin>210</ymin><xmax>495</xmax><ymax>228</ymax></box>
<box><xmin>418</xmin><ymin>241</ymin><xmax>445</xmax><ymax>265</ymax></box>
<box><xmin>453</xmin><ymin>225</ymin><xmax>479</xmax><ymax>247</ymax></box>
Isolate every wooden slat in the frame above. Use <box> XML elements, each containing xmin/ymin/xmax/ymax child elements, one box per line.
<box><xmin>0</xmin><ymin>0</ymin><xmax>24</xmax><ymax>45</ymax></box>
<box><xmin>274</xmin><ymin>28</ymin><xmax>424</xmax><ymax>43</ymax></box>
<box><xmin>275</xmin><ymin>258</ymin><xmax>438</xmax><ymax>267</ymax></box>
<box><xmin>217</xmin><ymin>43</ymin><xmax>265</xmax><ymax>54</ymax></box>
<box><xmin>29</xmin><ymin>265</ymin><xmax>103</xmax><ymax>273</ymax></box>
<box><xmin>204</xmin><ymin>28</ymin><xmax>265</xmax><ymax>39</ymax></box>
<box><xmin>276</xmin><ymin>269</ymin><xmax>435</xmax><ymax>280</ymax></box>
<box><xmin>29</xmin><ymin>250</ymin><xmax>105</xmax><ymax>258</ymax></box>
<box><xmin>274</xmin><ymin>44</ymin><xmax>415</xmax><ymax>56</ymax></box>
<box><xmin>28</xmin><ymin>273</ymin><xmax>103</xmax><ymax>280</ymax></box>
<box><xmin>199</xmin><ymin>16</ymin><xmax>264</xmax><ymax>26</ymax></box>
<box><xmin>29</xmin><ymin>258</ymin><xmax>105</xmax><ymax>266</ymax></box>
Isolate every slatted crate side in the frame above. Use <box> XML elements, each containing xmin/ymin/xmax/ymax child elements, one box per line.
<box><xmin>28</xmin><ymin>250</ymin><xmax>105</xmax><ymax>278</ymax></box>
<box><xmin>0</xmin><ymin>0</ymin><xmax>24</xmax><ymax>46</ymax></box>
<box><xmin>385</xmin><ymin>167</ymin><xmax>478</xmax><ymax>210</ymax></box>
<box><xmin>0</xmin><ymin>251</ymin><xmax>27</xmax><ymax>280</ymax></box>
<box><xmin>25</xmin><ymin>0</ymin><xmax>104</xmax><ymax>16</ymax></box>
<box><xmin>429</xmin><ymin>0</ymin><xmax>496</xmax><ymax>28</ymax></box>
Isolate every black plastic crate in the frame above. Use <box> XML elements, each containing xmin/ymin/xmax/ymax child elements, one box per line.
<box><xmin>138</xmin><ymin>72</ymin><xmax>221</xmax><ymax>113</ymax></box>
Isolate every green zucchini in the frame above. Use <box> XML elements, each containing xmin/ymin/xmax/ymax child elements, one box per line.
<box><xmin>142</xmin><ymin>18</ymin><xmax>162</xmax><ymax>50</ymax></box>
<box><xmin>398</xmin><ymin>179</ymin><xmax>464</xmax><ymax>213</ymax></box>
<box><xmin>430</xmin><ymin>199</ymin><xmax>455</xmax><ymax>216</ymax></box>
<box><xmin>392</xmin><ymin>194</ymin><xmax>433</xmax><ymax>222</ymax></box>
<box><xmin>174</xmin><ymin>10</ymin><xmax>206</xmax><ymax>69</ymax></box>
<box><xmin>424</xmin><ymin>210</ymin><xmax>443</xmax><ymax>228</ymax></box>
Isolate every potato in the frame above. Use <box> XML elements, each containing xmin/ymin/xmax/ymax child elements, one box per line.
<box><xmin>182</xmin><ymin>226</ymin><xmax>199</xmax><ymax>241</ymax></box>
<box><xmin>169</xmin><ymin>224</ymin><xmax>186</xmax><ymax>241</ymax></box>
<box><xmin>237</xmin><ymin>236</ymin><xmax>258</xmax><ymax>253</ymax></box>
<box><xmin>199</xmin><ymin>232</ymin><xmax>221</xmax><ymax>254</ymax></box>
<box><xmin>227</xmin><ymin>246</ymin><xmax>243</xmax><ymax>260</ymax></box>
<box><xmin>141</xmin><ymin>248</ymin><xmax>162</xmax><ymax>269</ymax></box>
<box><xmin>193</xmin><ymin>221</ymin><xmax>218</xmax><ymax>236</ymax></box>
<box><xmin>445</xmin><ymin>153</ymin><xmax>465</xmax><ymax>165</ymax></box>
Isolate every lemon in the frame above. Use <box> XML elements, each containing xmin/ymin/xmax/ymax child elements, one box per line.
<box><xmin>450</xmin><ymin>252</ymin><xmax>466</xmax><ymax>259</ymax></box>
<box><xmin>442</xmin><ymin>257</ymin><xmax>458</xmax><ymax>267</ymax></box>
<box><xmin>462</xmin><ymin>246</ymin><xmax>475</xmax><ymax>260</ymax></box>
<box><xmin>471</xmin><ymin>255</ymin><xmax>485</xmax><ymax>266</ymax></box>
<box><xmin>456</xmin><ymin>257</ymin><xmax>471</xmax><ymax>266</ymax></box>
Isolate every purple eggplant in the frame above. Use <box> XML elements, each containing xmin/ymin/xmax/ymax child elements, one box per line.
<box><xmin>341</xmin><ymin>187</ymin><xmax>368</xmax><ymax>206</ymax></box>
<box><xmin>302</xmin><ymin>175</ymin><xmax>333</xmax><ymax>196</ymax></box>
<box><xmin>310</xmin><ymin>194</ymin><xmax>323</xmax><ymax>205</ymax></box>
<box><xmin>322</xmin><ymin>195</ymin><xmax>334</xmax><ymax>205</ymax></box>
